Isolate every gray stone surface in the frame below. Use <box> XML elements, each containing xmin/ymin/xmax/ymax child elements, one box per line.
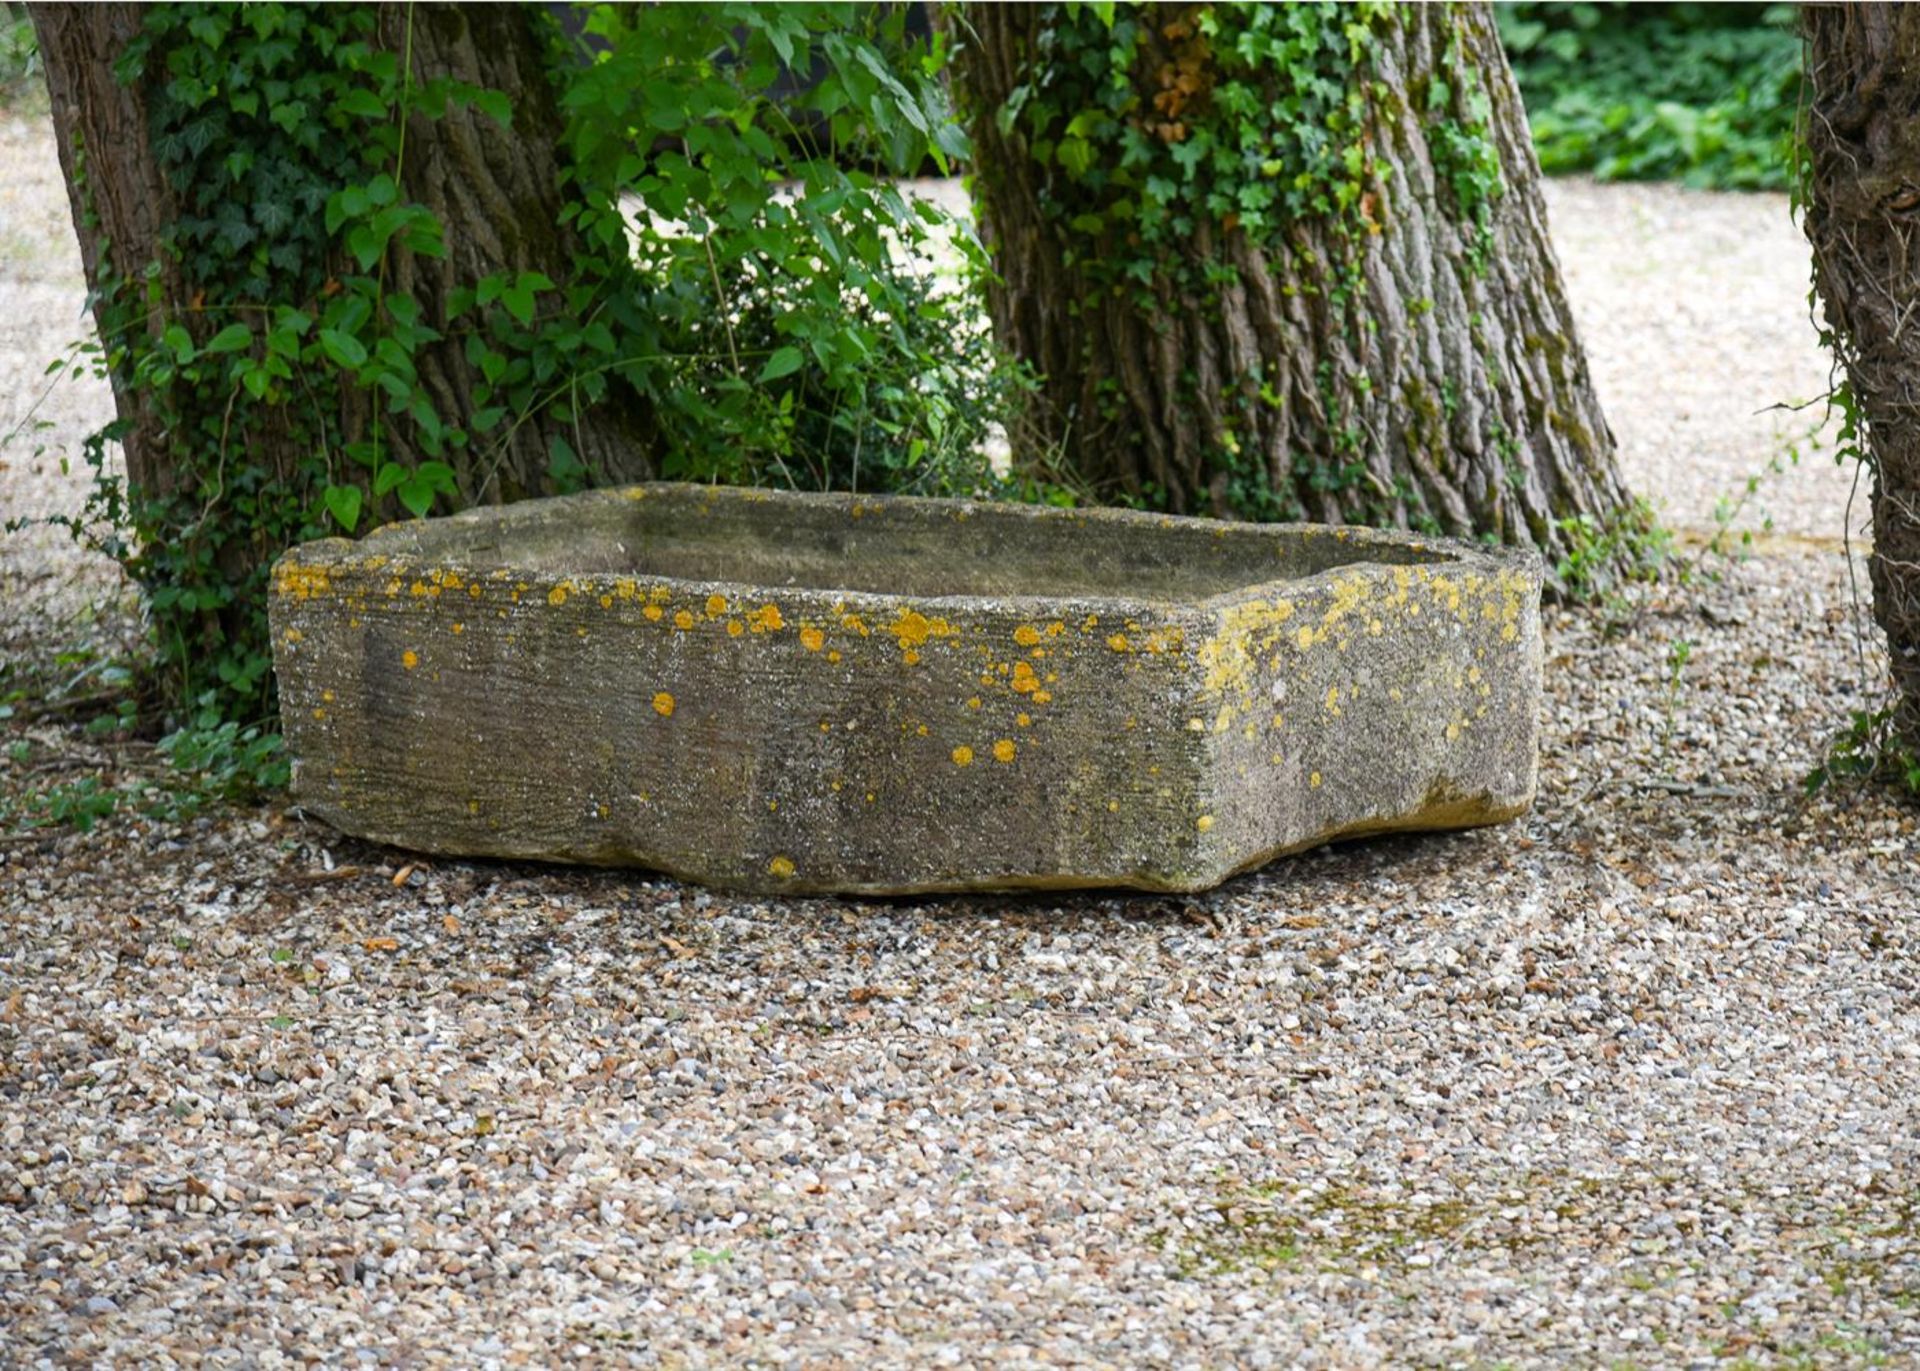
<box><xmin>268</xmin><ymin>484</ymin><xmax>1543</xmax><ymax>892</ymax></box>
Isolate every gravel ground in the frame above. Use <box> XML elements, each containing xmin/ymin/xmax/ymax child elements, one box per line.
<box><xmin>4</xmin><ymin>107</ymin><xmax>1919</xmax><ymax>1368</ymax></box>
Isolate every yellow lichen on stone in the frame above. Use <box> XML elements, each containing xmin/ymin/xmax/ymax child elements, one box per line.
<box><xmin>275</xmin><ymin>562</ymin><xmax>332</xmax><ymax>602</ymax></box>
<box><xmin>768</xmin><ymin>855</ymin><xmax>796</xmax><ymax>879</ymax></box>
<box><xmin>800</xmin><ymin>626</ymin><xmax>825</xmax><ymax>652</ymax></box>
<box><xmin>402</xmin><ymin>650</ymin><xmax>419</xmax><ymax>670</ymax></box>
<box><xmin>652</xmin><ymin>692</ymin><xmax>675</xmax><ymax>717</ymax></box>
<box><xmin>644</xmin><ymin>604</ymin><xmax>664</xmax><ymax>622</ymax></box>
<box><xmin>889</xmin><ymin>609</ymin><xmax>953</xmax><ymax>653</ymax></box>
<box><xmin>1196</xmin><ymin>814</ymin><xmax>1215</xmax><ymax>833</ymax></box>
<box><xmin>1010</xmin><ymin>662</ymin><xmax>1039</xmax><ymax>694</ymax></box>
<box><xmin>1013</xmin><ymin>624</ymin><xmax>1041</xmax><ymax>647</ymax></box>
<box><xmin>728</xmin><ymin>620</ymin><xmax>745</xmax><ymax>637</ymax></box>
<box><xmin>548</xmin><ymin>584</ymin><xmax>569</xmax><ymax>607</ymax></box>
<box><xmin>706</xmin><ymin>594</ymin><xmax>728</xmax><ymax>617</ymax></box>
<box><xmin>951</xmin><ymin>745</ymin><xmax>974</xmax><ymax>767</ymax></box>
<box><xmin>750</xmin><ymin>604</ymin><xmax>785</xmax><ymax>633</ymax></box>
<box><xmin>674</xmin><ymin>610</ymin><xmax>695</xmax><ymax>630</ymax></box>
<box><xmin>992</xmin><ymin>739</ymin><xmax>1016</xmax><ymax>763</ymax></box>
<box><xmin>1016</xmin><ymin>712</ymin><xmax>1031</xmax><ymax>728</ymax></box>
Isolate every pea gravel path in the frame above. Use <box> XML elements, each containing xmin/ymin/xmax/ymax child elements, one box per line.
<box><xmin>5</xmin><ymin>111</ymin><xmax>1918</xmax><ymax>1367</ymax></box>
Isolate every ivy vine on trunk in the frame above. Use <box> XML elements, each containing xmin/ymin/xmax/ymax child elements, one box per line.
<box><xmin>946</xmin><ymin>1</ymin><xmax>1639</xmax><ymax>574</ymax></box>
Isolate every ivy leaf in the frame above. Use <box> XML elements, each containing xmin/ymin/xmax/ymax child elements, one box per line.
<box><xmin>206</xmin><ymin>322</ymin><xmax>253</xmax><ymax>354</ymax></box>
<box><xmin>163</xmin><ymin>324</ymin><xmax>196</xmax><ymax>363</ymax></box>
<box><xmin>548</xmin><ymin>434</ymin><xmax>585</xmax><ymax>490</ymax></box>
<box><xmin>757</xmin><ymin>345</ymin><xmax>804</xmax><ymax>383</ymax></box>
<box><xmin>472</xmin><ymin>89</ymin><xmax>512</xmax><ymax>128</ymax></box>
<box><xmin>335</xmin><ymin>89</ymin><xmax>388</xmax><ymax>121</ymax></box>
<box><xmin>322</xmin><ymin>484</ymin><xmax>363</xmax><ymax>533</ymax></box>
<box><xmin>318</xmin><ymin>328</ymin><xmax>368</xmax><ymax>369</ymax></box>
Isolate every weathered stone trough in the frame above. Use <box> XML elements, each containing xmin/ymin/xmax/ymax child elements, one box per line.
<box><xmin>268</xmin><ymin>483</ymin><xmax>1542</xmax><ymax>894</ymax></box>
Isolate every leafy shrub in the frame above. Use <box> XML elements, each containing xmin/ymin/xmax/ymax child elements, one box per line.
<box><xmin>29</xmin><ymin>2</ymin><xmax>1015</xmax><ymax>732</ymax></box>
<box><xmin>1498</xmin><ymin>3</ymin><xmax>1799</xmax><ymax>191</ymax></box>
<box><xmin>0</xmin><ymin>2</ymin><xmax>37</xmax><ymax>104</ymax></box>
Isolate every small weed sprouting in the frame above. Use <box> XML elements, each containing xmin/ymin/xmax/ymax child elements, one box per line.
<box><xmin>1659</xmin><ymin>637</ymin><xmax>1694</xmax><ymax>772</ymax></box>
<box><xmin>1553</xmin><ymin>498</ymin><xmax>1672</xmax><ymax>610</ymax></box>
<box><xmin>1806</xmin><ymin>704</ymin><xmax>1920</xmax><ymax>798</ymax></box>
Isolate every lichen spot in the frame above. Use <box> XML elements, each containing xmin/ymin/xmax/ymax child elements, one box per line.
<box><xmin>468</xmin><ymin>583</ymin><xmax>483</xmax><ymax>599</ymax></box>
<box><xmin>827</xmin><ymin>650</ymin><xmax>842</xmax><ymax>664</ymax></box>
<box><xmin>992</xmin><ymin>739</ymin><xmax>1016</xmax><ymax>763</ymax></box>
<box><xmin>652</xmin><ymin>692</ymin><xmax>675</xmax><ymax>718</ymax></box>
<box><xmin>547</xmin><ymin>585</ymin><xmax>568</xmax><ymax>607</ymax></box>
<box><xmin>728</xmin><ymin>620</ymin><xmax>745</xmax><ymax>638</ymax></box>
<box><xmin>1016</xmin><ymin>712</ymin><xmax>1031</xmax><ymax>728</ymax></box>
<box><xmin>951</xmin><ymin>745</ymin><xmax>974</xmax><ymax>767</ymax></box>
<box><xmin>1196</xmin><ymin>814</ymin><xmax>1215</xmax><ymax>833</ymax></box>
<box><xmin>283</xmin><ymin>628</ymin><xmax>304</xmax><ymax>645</ymax></box>
<box><xmin>966</xmin><ymin>696</ymin><xmax>982</xmax><ymax>710</ymax></box>
<box><xmin>599</xmin><ymin>594</ymin><xmax>614</xmax><ymax>610</ymax></box>
<box><xmin>768</xmin><ymin>855</ymin><xmax>796</xmax><ymax>879</ymax></box>
<box><xmin>1032</xmin><ymin>690</ymin><xmax>1052</xmax><ymax>704</ymax></box>
<box><xmin>1107</xmin><ymin>633</ymin><xmax>1131</xmax><ymax>653</ymax></box>
<box><xmin>1187</xmin><ymin>717</ymin><xmax>1207</xmax><ymax>733</ymax></box>
<box><xmin>1446</xmin><ymin>721</ymin><xmax>1462</xmax><ymax>741</ymax></box>
<box><xmin>750</xmin><ymin>604</ymin><xmax>785</xmax><ymax>633</ymax></box>
<box><xmin>903</xmin><ymin>649</ymin><xmax>922</xmax><ymax>667</ymax></box>
<box><xmin>800</xmin><ymin>626</ymin><xmax>825</xmax><ymax>652</ymax></box>
<box><xmin>1295</xmin><ymin>625</ymin><xmax>1315</xmax><ymax>650</ymax></box>
<box><xmin>1013</xmin><ymin>624</ymin><xmax>1041</xmax><ymax>647</ymax></box>
<box><xmin>706</xmin><ymin>594</ymin><xmax>728</xmax><ymax>618</ymax></box>
<box><xmin>1310</xmin><ymin>771</ymin><xmax>1323</xmax><ymax>788</ymax></box>
<box><xmin>674</xmin><ymin>610</ymin><xmax>696</xmax><ymax>631</ymax></box>
<box><xmin>1010</xmin><ymin>662</ymin><xmax>1039</xmax><ymax>694</ymax></box>
<box><xmin>643</xmin><ymin>604</ymin><xmax>664</xmax><ymax>623</ymax></box>
<box><xmin>402</xmin><ymin>650</ymin><xmax>419</xmax><ymax>670</ymax></box>
<box><xmin>1046</xmin><ymin>621</ymin><xmax>1066</xmax><ymax>638</ymax></box>
<box><xmin>451</xmin><ymin>623</ymin><xmax>465</xmax><ymax>635</ymax></box>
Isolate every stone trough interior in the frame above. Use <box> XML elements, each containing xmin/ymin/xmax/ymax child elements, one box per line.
<box><xmin>356</xmin><ymin>484</ymin><xmax>1460</xmax><ymax>603</ymax></box>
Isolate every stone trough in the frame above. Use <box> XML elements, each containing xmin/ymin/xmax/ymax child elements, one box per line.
<box><xmin>268</xmin><ymin>483</ymin><xmax>1543</xmax><ymax>894</ymax></box>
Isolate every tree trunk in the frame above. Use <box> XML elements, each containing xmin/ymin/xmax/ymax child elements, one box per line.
<box><xmin>30</xmin><ymin>1</ymin><xmax>651</xmax><ymax>516</ymax></box>
<box><xmin>948</xmin><ymin>2</ymin><xmax>1634</xmax><ymax>570</ymax></box>
<box><xmin>1802</xmin><ymin>3</ymin><xmax>1920</xmax><ymax>745</ymax></box>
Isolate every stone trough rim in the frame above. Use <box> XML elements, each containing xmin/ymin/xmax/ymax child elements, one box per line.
<box><xmin>272</xmin><ymin>481</ymin><xmax>1544</xmax><ymax>617</ymax></box>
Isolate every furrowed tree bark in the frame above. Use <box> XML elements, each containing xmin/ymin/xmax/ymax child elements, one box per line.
<box><xmin>1803</xmin><ymin>3</ymin><xmax>1920</xmax><ymax>746</ymax></box>
<box><xmin>948</xmin><ymin>2</ymin><xmax>1634</xmax><ymax>571</ymax></box>
<box><xmin>30</xmin><ymin>1</ymin><xmax>652</xmax><ymax>523</ymax></box>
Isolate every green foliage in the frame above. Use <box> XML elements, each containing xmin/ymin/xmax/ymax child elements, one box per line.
<box><xmin>1498</xmin><ymin>3</ymin><xmax>1799</xmax><ymax>192</ymax></box>
<box><xmin>1806</xmin><ymin>706</ymin><xmax>1920</xmax><ymax>798</ymax></box>
<box><xmin>1552</xmin><ymin>497</ymin><xmax>1672</xmax><ymax>603</ymax></box>
<box><xmin>44</xmin><ymin>1</ymin><xmax>1007</xmax><ymax>735</ymax></box>
<box><xmin>998</xmin><ymin>3</ymin><xmax>1397</xmax><ymax>271</ymax></box>
<box><xmin>1</xmin><ymin>689</ymin><xmax>288</xmax><ymax>834</ymax></box>
<box><xmin>0</xmin><ymin>1</ymin><xmax>37</xmax><ymax>105</ymax></box>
